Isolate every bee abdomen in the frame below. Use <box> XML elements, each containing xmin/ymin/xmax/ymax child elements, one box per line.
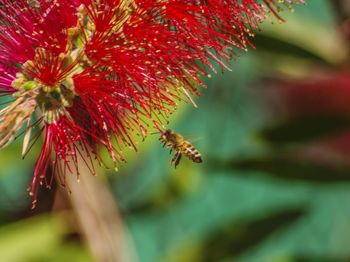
<box><xmin>192</xmin><ymin>154</ymin><xmax>203</xmax><ymax>163</ymax></box>
<box><xmin>182</xmin><ymin>143</ymin><xmax>203</xmax><ymax>163</ymax></box>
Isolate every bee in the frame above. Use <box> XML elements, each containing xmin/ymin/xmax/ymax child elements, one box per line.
<box><xmin>159</xmin><ymin>129</ymin><xmax>202</xmax><ymax>168</ymax></box>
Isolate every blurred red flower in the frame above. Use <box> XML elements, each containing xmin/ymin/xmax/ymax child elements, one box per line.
<box><xmin>270</xmin><ymin>71</ymin><xmax>350</xmax><ymax>117</ymax></box>
<box><xmin>266</xmin><ymin>71</ymin><xmax>350</xmax><ymax>164</ymax></box>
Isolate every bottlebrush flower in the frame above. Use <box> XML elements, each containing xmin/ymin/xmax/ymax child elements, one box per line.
<box><xmin>0</xmin><ymin>0</ymin><xmax>303</xmax><ymax>207</ymax></box>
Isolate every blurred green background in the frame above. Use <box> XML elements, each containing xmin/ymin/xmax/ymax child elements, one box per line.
<box><xmin>2</xmin><ymin>0</ymin><xmax>350</xmax><ymax>261</ymax></box>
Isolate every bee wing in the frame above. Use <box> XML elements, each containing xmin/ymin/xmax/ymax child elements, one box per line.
<box><xmin>181</xmin><ymin>134</ymin><xmax>203</xmax><ymax>143</ymax></box>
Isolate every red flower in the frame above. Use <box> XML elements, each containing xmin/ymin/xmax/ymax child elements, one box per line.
<box><xmin>264</xmin><ymin>71</ymin><xmax>350</xmax><ymax>166</ymax></box>
<box><xmin>0</xmin><ymin>0</ymin><xmax>303</xmax><ymax>207</ymax></box>
<box><xmin>268</xmin><ymin>71</ymin><xmax>350</xmax><ymax>117</ymax></box>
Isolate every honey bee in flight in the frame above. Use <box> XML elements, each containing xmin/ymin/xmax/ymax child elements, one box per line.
<box><xmin>159</xmin><ymin>129</ymin><xmax>202</xmax><ymax>168</ymax></box>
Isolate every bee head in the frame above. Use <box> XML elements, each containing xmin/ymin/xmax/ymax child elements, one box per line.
<box><xmin>159</xmin><ymin>129</ymin><xmax>178</xmax><ymax>143</ymax></box>
<box><xmin>164</xmin><ymin>129</ymin><xmax>173</xmax><ymax>140</ymax></box>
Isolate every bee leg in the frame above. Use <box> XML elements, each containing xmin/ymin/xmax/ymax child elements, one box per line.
<box><xmin>171</xmin><ymin>152</ymin><xmax>179</xmax><ymax>166</ymax></box>
<box><xmin>171</xmin><ymin>152</ymin><xmax>182</xmax><ymax>168</ymax></box>
<box><xmin>171</xmin><ymin>153</ymin><xmax>176</xmax><ymax>166</ymax></box>
<box><xmin>175</xmin><ymin>153</ymin><xmax>182</xmax><ymax>168</ymax></box>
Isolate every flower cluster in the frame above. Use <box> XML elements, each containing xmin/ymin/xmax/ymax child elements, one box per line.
<box><xmin>0</xmin><ymin>0</ymin><xmax>303</xmax><ymax>206</ymax></box>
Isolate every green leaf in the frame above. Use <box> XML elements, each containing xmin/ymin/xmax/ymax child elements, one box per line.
<box><xmin>258</xmin><ymin>115</ymin><xmax>350</xmax><ymax>146</ymax></box>
<box><xmin>0</xmin><ymin>214</ymin><xmax>65</xmax><ymax>262</ymax></box>
<box><xmin>199</xmin><ymin>208</ymin><xmax>305</xmax><ymax>261</ymax></box>
<box><xmin>291</xmin><ymin>256</ymin><xmax>350</xmax><ymax>262</ymax></box>
<box><xmin>164</xmin><ymin>208</ymin><xmax>305</xmax><ymax>262</ymax></box>
<box><xmin>124</xmin><ymin>167</ymin><xmax>201</xmax><ymax>216</ymax></box>
<box><xmin>213</xmin><ymin>155</ymin><xmax>350</xmax><ymax>183</ymax></box>
<box><xmin>254</xmin><ymin>34</ymin><xmax>329</xmax><ymax>64</ymax></box>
